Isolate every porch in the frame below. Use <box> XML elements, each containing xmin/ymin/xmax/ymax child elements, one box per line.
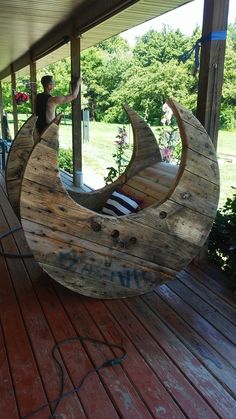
<box><xmin>1</xmin><ymin>171</ymin><xmax>236</xmax><ymax>419</ymax></box>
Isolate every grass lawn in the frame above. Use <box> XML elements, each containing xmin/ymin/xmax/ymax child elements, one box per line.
<box><xmin>8</xmin><ymin>118</ymin><xmax>236</xmax><ymax>208</ymax></box>
<box><xmin>217</xmin><ymin>131</ymin><xmax>236</xmax><ymax>207</ymax></box>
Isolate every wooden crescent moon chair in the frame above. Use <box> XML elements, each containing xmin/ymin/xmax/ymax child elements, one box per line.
<box><xmin>6</xmin><ymin>101</ymin><xmax>220</xmax><ymax>298</ymax></box>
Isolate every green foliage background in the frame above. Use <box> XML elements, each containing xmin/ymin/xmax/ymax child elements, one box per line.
<box><xmin>2</xmin><ymin>23</ymin><xmax>236</xmax><ymax>129</ymax></box>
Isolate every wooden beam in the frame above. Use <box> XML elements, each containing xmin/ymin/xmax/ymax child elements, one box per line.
<box><xmin>11</xmin><ymin>72</ymin><xmax>18</xmax><ymax>137</ymax></box>
<box><xmin>30</xmin><ymin>61</ymin><xmax>37</xmax><ymax>114</ymax></box>
<box><xmin>195</xmin><ymin>0</ymin><xmax>229</xmax><ymax>266</ymax></box>
<box><xmin>71</xmin><ymin>35</ymin><xmax>82</xmax><ymax>187</ymax></box>
<box><xmin>196</xmin><ymin>0</ymin><xmax>229</xmax><ymax>149</ymax></box>
<box><xmin>0</xmin><ymin>81</ymin><xmax>3</xmax><ymax>138</ymax></box>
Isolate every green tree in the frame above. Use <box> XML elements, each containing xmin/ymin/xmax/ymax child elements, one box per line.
<box><xmin>98</xmin><ymin>35</ymin><xmax>130</xmax><ymax>54</ymax></box>
<box><xmin>133</xmin><ymin>26</ymin><xmax>190</xmax><ymax>66</ymax></box>
<box><xmin>220</xmin><ymin>23</ymin><xmax>236</xmax><ymax>129</ymax></box>
<box><xmin>81</xmin><ymin>47</ymin><xmax>105</xmax><ymax>120</ymax></box>
<box><xmin>106</xmin><ymin>59</ymin><xmax>195</xmax><ymax>125</ymax></box>
<box><xmin>81</xmin><ymin>36</ymin><xmax>132</xmax><ymax>121</ymax></box>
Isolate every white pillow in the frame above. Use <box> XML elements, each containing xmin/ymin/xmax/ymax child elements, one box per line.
<box><xmin>102</xmin><ymin>190</ymin><xmax>141</xmax><ymax>216</ymax></box>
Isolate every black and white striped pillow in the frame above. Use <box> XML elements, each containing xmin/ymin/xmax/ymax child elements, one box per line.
<box><xmin>102</xmin><ymin>190</ymin><xmax>141</xmax><ymax>216</ymax></box>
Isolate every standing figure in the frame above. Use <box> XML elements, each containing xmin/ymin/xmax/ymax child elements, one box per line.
<box><xmin>36</xmin><ymin>75</ymin><xmax>81</xmax><ymax>134</ymax></box>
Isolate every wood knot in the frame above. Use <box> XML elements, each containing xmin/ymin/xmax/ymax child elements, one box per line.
<box><xmin>159</xmin><ymin>211</ymin><xmax>167</xmax><ymax>219</ymax></box>
<box><xmin>111</xmin><ymin>230</ymin><xmax>120</xmax><ymax>238</ymax></box>
<box><xmin>180</xmin><ymin>192</ymin><xmax>192</xmax><ymax>200</ymax></box>
<box><xmin>90</xmin><ymin>220</ymin><xmax>101</xmax><ymax>232</ymax></box>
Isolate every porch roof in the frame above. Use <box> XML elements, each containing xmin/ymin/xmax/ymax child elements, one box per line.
<box><xmin>0</xmin><ymin>0</ymin><xmax>193</xmax><ymax>81</ymax></box>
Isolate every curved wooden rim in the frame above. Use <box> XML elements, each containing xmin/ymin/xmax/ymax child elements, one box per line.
<box><xmin>19</xmin><ymin>101</ymin><xmax>220</xmax><ymax>298</ymax></box>
<box><xmin>69</xmin><ymin>104</ymin><xmax>162</xmax><ymax>210</ymax></box>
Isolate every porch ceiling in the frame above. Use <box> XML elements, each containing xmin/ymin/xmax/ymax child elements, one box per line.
<box><xmin>0</xmin><ymin>0</ymin><xmax>193</xmax><ymax>81</ymax></box>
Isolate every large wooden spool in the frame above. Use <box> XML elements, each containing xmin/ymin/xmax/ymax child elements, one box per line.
<box><xmin>11</xmin><ymin>101</ymin><xmax>219</xmax><ymax>299</ymax></box>
<box><xmin>6</xmin><ymin>116</ymin><xmax>37</xmax><ymax>218</ymax></box>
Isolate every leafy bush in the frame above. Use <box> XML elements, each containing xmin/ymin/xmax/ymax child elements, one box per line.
<box><xmin>208</xmin><ymin>192</ymin><xmax>236</xmax><ymax>289</ymax></box>
<box><xmin>58</xmin><ymin>148</ymin><xmax>73</xmax><ymax>174</ymax></box>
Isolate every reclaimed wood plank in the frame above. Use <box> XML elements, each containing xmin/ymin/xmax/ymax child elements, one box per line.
<box><xmin>0</xmin><ymin>208</ymin><xmax>86</xmax><ymax>418</ymax></box>
<box><xmin>84</xmin><ymin>297</ymin><xmax>196</xmax><ymax>418</ymax></box>
<box><xmin>204</xmin><ymin>264</ymin><xmax>236</xmax><ymax>299</ymax></box>
<box><xmin>105</xmin><ymin>299</ymin><xmax>219</xmax><ymax>419</ymax></box>
<box><xmin>178</xmin><ymin>270</ymin><xmax>236</xmax><ymax>326</ymax></box>
<box><xmin>166</xmin><ymin>279</ymin><xmax>236</xmax><ymax>368</ymax></box>
<box><xmin>128</xmin><ymin>294</ymin><xmax>236</xmax><ymax>418</ymax></box>
<box><xmin>0</xmin><ymin>323</ymin><xmax>19</xmax><ymax>419</ymax></box>
<box><xmin>54</xmin><ymin>285</ymin><xmax>155</xmax><ymax>419</ymax></box>
<box><xmin>0</xmin><ymin>236</ymin><xmax>51</xmax><ymax>418</ymax></box>
<box><xmin>5</xmin><ymin>116</ymin><xmax>36</xmax><ymax>217</ymax></box>
<box><xmin>0</xmin><ymin>170</ymin><xmax>6</xmax><ymax>192</ymax></box>
<box><xmin>174</xmin><ymin>272</ymin><xmax>236</xmax><ymax>345</ymax></box>
<box><xmin>185</xmin><ymin>264</ymin><xmax>236</xmax><ymax>308</ymax></box>
<box><xmin>154</xmin><ymin>285</ymin><xmax>236</xmax><ymax>396</ymax></box>
<box><xmin>168</xmin><ymin>100</ymin><xmax>218</xmax><ymax>160</ymax></box>
<box><xmin>27</xmin><ymin>274</ymin><xmax>120</xmax><ymax>419</ymax></box>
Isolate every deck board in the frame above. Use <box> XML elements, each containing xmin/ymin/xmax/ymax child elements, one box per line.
<box><xmin>0</xmin><ymin>173</ymin><xmax>236</xmax><ymax>418</ymax></box>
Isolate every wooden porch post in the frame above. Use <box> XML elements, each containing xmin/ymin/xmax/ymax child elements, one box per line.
<box><xmin>70</xmin><ymin>34</ymin><xmax>82</xmax><ymax>187</ymax></box>
<box><xmin>0</xmin><ymin>81</ymin><xmax>3</xmax><ymax>138</ymax></box>
<box><xmin>196</xmin><ymin>0</ymin><xmax>230</xmax><ymax>149</ymax></box>
<box><xmin>30</xmin><ymin>61</ymin><xmax>37</xmax><ymax>114</ymax></box>
<box><xmin>195</xmin><ymin>0</ymin><xmax>229</xmax><ymax>265</ymax></box>
<box><xmin>11</xmin><ymin>71</ymin><xmax>18</xmax><ymax>137</ymax></box>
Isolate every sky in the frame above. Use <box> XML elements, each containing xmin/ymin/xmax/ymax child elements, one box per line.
<box><xmin>121</xmin><ymin>0</ymin><xmax>236</xmax><ymax>44</ymax></box>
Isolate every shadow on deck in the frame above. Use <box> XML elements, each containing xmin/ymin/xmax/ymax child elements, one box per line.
<box><xmin>0</xmin><ymin>170</ymin><xmax>236</xmax><ymax>418</ymax></box>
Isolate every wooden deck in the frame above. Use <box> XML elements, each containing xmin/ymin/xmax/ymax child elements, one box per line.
<box><xmin>0</xmin><ymin>170</ymin><xmax>236</xmax><ymax>418</ymax></box>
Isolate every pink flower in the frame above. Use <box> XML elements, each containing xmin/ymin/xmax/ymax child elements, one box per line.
<box><xmin>161</xmin><ymin>147</ymin><xmax>173</xmax><ymax>162</ymax></box>
<box><xmin>14</xmin><ymin>92</ymin><xmax>29</xmax><ymax>104</ymax></box>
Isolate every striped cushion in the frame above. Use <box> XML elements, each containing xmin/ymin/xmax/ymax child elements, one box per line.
<box><xmin>102</xmin><ymin>190</ymin><xmax>141</xmax><ymax>216</ymax></box>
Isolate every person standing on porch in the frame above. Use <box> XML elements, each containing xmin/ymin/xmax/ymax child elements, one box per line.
<box><xmin>36</xmin><ymin>75</ymin><xmax>81</xmax><ymax>134</ymax></box>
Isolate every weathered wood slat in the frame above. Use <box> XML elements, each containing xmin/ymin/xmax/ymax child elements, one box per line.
<box><xmin>83</xmin><ymin>298</ymin><xmax>187</xmax><ymax>418</ymax></box>
<box><xmin>153</xmin><ymin>286</ymin><xmax>236</xmax><ymax>396</ymax></box>
<box><xmin>168</xmin><ymin>169</ymin><xmax>219</xmax><ymax>217</ymax></box>
<box><xmin>178</xmin><ymin>270</ymin><xmax>236</xmax><ymax>326</ymax></box>
<box><xmin>0</xmin><ymin>208</ymin><xmax>86</xmax><ymax>418</ymax></box>
<box><xmin>0</xmin><ymin>170</ymin><xmax>6</xmax><ymax>191</ymax></box>
<box><xmin>122</xmin><ymin>184</ymin><xmax>162</xmax><ymax>207</ymax></box>
<box><xmin>24</xmin><ymin>277</ymin><xmax>120</xmax><ymax>419</ymax></box>
<box><xmin>176</xmin><ymin>273</ymin><xmax>236</xmax><ymax>345</ymax></box>
<box><xmin>6</xmin><ymin>116</ymin><xmax>36</xmax><ymax>217</ymax></box>
<box><xmin>126</xmin><ymin>174</ymin><xmax>171</xmax><ymax>196</ymax></box>
<box><xmin>167</xmin><ymin>279</ymin><xmax>236</xmax><ymax>368</ymax></box>
<box><xmin>0</xmin><ymin>215</ymin><xmax>51</xmax><ymax>418</ymax></box>
<box><xmin>0</xmin><ymin>325</ymin><xmax>19</xmax><ymax>419</ymax></box>
<box><xmin>20</xmin><ymin>194</ymin><xmax>200</xmax><ymax>270</ymax></box>
<box><xmin>138</xmin><ymin>162</ymin><xmax>178</xmax><ymax>185</ymax></box>
<box><xmin>54</xmin><ymin>285</ymin><xmax>156</xmax><ymax>419</ymax></box>
<box><xmin>128</xmin><ymin>293</ymin><xmax>236</xmax><ymax>418</ymax></box>
<box><xmin>168</xmin><ymin>100</ymin><xmax>218</xmax><ymax>161</ymax></box>
<box><xmin>184</xmin><ymin>148</ymin><xmax>219</xmax><ymax>184</ymax></box>
<box><xmin>185</xmin><ymin>264</ymin><xmax>236</xmax><ymax>308</ymax></box>
<box><xmin>106</xmin><ymin>299</ymin><xmax>220</xmax><ymax>419</ymax></box>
